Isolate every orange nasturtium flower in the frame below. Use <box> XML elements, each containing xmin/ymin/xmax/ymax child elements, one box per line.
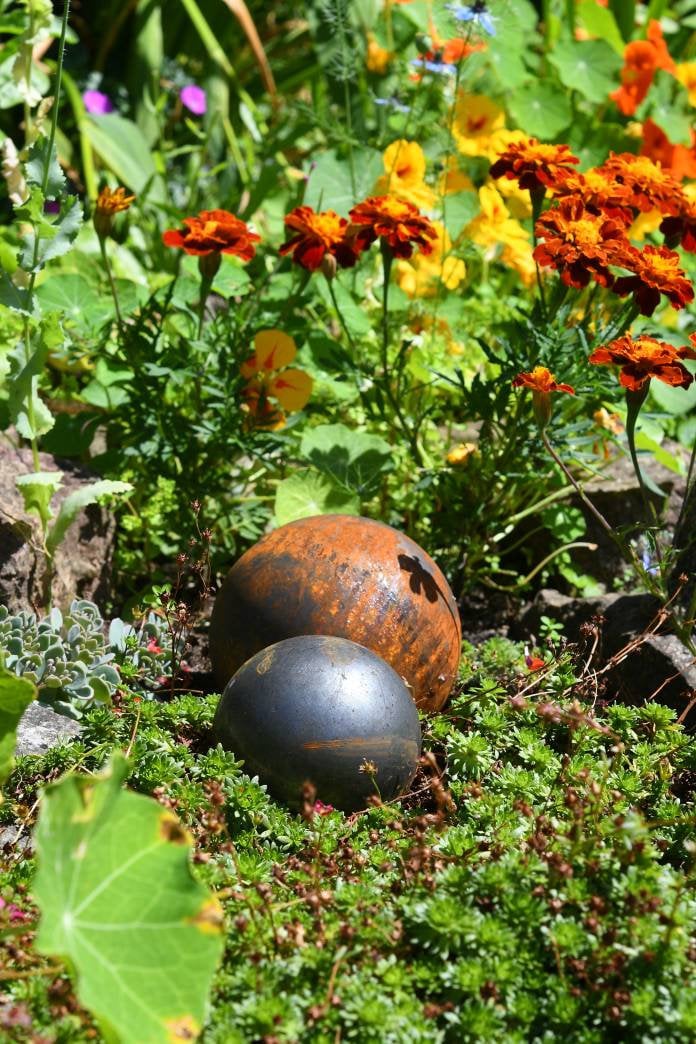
<box><xmin>163</xmin><ymin>209</ymin><xmax>259</xmax><ymax>279</ymax></box>
<box><xmin>612</xmin><ymin>244</ymin><xmax>695</xmax><ymax>316</ymax></box>
<box><xmin>639</xmin><ymin>119</ymin><xmax>696</xmax><ymax>182</ymax></box>
<box><xmin>93</xmin><ymin>185</ymin><xmax>135</xmax><ymax>238</ymax></box>
<box><xmin>588</xmin><ymin>334</ymin><xmax>696</xmax><ymax>392</ymax></box>
<box><xmin>279</xmin><ymin>206</ymin><xmax>358</xmax><ymax>276</ymax></box>
<box><xmin>512</xmin><ymin>366</ymin><xmax>574</xmax><ymax>429</ymax></box>
<box><xmin>610</xmin><ymin>20</ymin><xmax>675</xmax><ymax>116</ymax></box>
<box><xmin>489</xmin><ymin>137</ymin><xmax>579</xmax><ymax>196</ymax></box>
<box><xmin>240</xmin><ymin>330</ymin><xmax>312</xmax><ymax>430</ymax></box>
<box><xmin>375</xmin><ymin>140</ymin><xmax>437</xmax><ymax>210</ymax></box>
<box><xmin>348</xmin><ymin>195</ymin><xmax>437</xmax><ymax>259</ymax></box>
<box><xmin>533</xmin><ymin>198</ymin><xmax>630</xmax><ymax>289</ymax></box>
<box><xmin>596</xmin><ymin>153</ymin><xmax>685</xmax><ymax>216</ymax></box>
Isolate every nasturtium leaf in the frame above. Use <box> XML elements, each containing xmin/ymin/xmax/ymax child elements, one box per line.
<box><xmin>650</xmin><ymin>373</ymin><xmax>696</xmax><ymax>417</ymax></box>
<box><xmin>35</xmin><ymin>274</ymin><xmax>113</xmax><ymax>331</ymax></box>
<box><xmin>548</xmin><ymin>39</ymin><xmax>623</xmax><ymax>104</ymax></box>
<box><xmin>576</xmin><ymin>0</ymin><xmax>624</xmax><ymax>54</ymax></box>
<box><xmin>316</xmin><ymin>277</ymin><xmax>372</xmax><ymax>335</ymax></box>
<box><xmin>46</xmin><ymin>481</ymin><xmax>133</xmax><ymax>556</ymax></box>
<box><xmin>508</xmin><ymin>84</ymin><xmax>572</xmax><ymax>139</ymax></box>
<box><xmin>304</xmin><ymin>148</ymin><xmax>383</xmax><ymax>215</ymax></box>
<box><xmin>274</xmin><ymin>470</ymin><xmax>360</xmax><ymax>527</ymax></box>
<box><xmin>0</xmin><ymin>664</ymin><xmax>35</xmax><ymax>797</ymax></box>
<box><xmin>299</xmin><ymin>422</ymin><xmax>393</xmax><ymax>498</ymax></box>
<box><xmin>33</xmin><ymin>753</ymin><xmax>224</xmax><ymax>1044</ymax></box>
<box><xmin>444</xmin><ymin>191</ymin><xmax>480</xmax><ymax>241</ymax></box>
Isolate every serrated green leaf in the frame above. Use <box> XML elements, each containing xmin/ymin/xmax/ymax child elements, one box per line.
<box><xmin>7</xmin><ymin>315</ymin><xmax>64</xmax><ymax>439</ymax></box>
<box><xmin>508</xmin><ymin>84</ymin><xmax>572</xmax><ymax>140</ymax></box>
<box><xmin>33</xmin><ymin>752</ymin><xmax>224</xmax><ymax>1044</ymax></box>
<box><xmin>274</xmin><ymin>470</ymin><xmax>360</xmax><ymax>527</ymax></box>
<box><xmin>20</xmin><ymin>197</ymin><xmax>84</xmax><ymax>272</ymax></box>
<box><xmin>576</xmin><ymin>0</ymin><xmax>624</xmax><ymax>54</ymax></box>
<box><xmin>16</xmin><ymin>470</ymin><xmax>63</xmax><ymax>530</ymax></box>
<box><xmin>548</xmin><ymin>39</ymin><xmax>622</xmax><ymax>104</ymax></box>
<box><xmin>25</xmin><ymin>137</ymin><xmax>65</xmax><ymax>196</ymax></box>
<box><xmin>0</xmin><ymin>271</ymin><xmax>32</xmax><ymax>314</ymax></box>
<box><xmin>299</xmin><ymin>422</ymin><xmax>393</xmax><ymax>498</ymax></box>
<box><xmin>46</xmin><ymin>481</ymin><xmax>133</xmax><ymax>556</ymax></box>
<box><xmin>0</xmin><ymin>664</ymin><xmax>36</xmax><ymax>797</ymax></box>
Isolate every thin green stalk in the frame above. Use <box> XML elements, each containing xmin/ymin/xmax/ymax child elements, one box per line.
<box><xmin>625</xmin><ymin>382</ymin><xmax>662</xmax><ymax>566</ymax></box>
<box><xmin>380</xmin><ymin>245</ymin><xmax>423</xmax><ymax>465</ymax></box>
<box><xmin>327</xmin><ymin>277</ymin><xmax>360</xmax><ymax>360</ymax></box>
<box><xmin>98</xmin><ymin>235</ymin><xmax>124</xmax><ymax>331</ymax></box>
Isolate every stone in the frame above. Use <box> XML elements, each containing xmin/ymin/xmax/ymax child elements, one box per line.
<box><xmin>0</xmin><ymin>436</ymin><xmax>117</xmax><ymax>612</ymax></box>
<box><xmin>516</xmin><ymin>588</ymin><xmax>696</xmax><ymax>729</ymax></box>
<box><xmin>15</xmin><ymin>700</ymin><xmax>82</xmax><ymax>756</ymax></box>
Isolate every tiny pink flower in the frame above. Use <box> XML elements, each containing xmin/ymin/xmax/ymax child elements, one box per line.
<box><xmin>180</xmin><ymin>84</ymin><xmax>207</xmax><ymax>115</ymax></box>
<box><xmin>83</xmin><ymin>89</ymin><xmax>115</xmax><ymax>115</ymax></box>
<box><xmin>146</xmin><ymin>638</ymin><xmax>163</xmax><ymax>654</ymax></box>
<box><xmin>313</xmin><ymin>800</ymin><xmax>335</xmax><ymax>815</ymax></box>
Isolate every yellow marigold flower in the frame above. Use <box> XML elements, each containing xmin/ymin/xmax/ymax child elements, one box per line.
<box><xmin>676</xmin><ymin>62</ymin><xmax>696</xmax><ymax>107</ymax></box>
<box><xmin>93</xmin><ymin>185</ymin><xmax>135</xmax><ymax>238</ymax></box>
<box><xmin>452</xmin><ymin>93</ymin><xmax>505</xmax><ymax>158</ymax></box>
<box><xmin>395</xmin><ymin>221</ymin><xmax>466</xmax><ymax>298</ymax></box>
<box><xmin>375</xmin><ymin>140</ymin><xmax>437</xmax><ymax>210</ymax></box>
<box><xmin>366</xmin><ymin>32</ymin><xmax>393</xmax><ymax>75</ymax></box>
<box><xmin>593</xmin><ymin>408</ymin><xmax>624</xmax><ymax>435</ymax></box>
<box><xmin>447</xmin><ymin>442</ymin><xmax>477</xmax><ymax>466</ymax></box>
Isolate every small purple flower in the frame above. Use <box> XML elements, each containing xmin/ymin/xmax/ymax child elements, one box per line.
<box><xmin>82</xmin><ymin>89</ymin><xmax>115</xmax><ymax>115</ymax></box>
<box><xmin>43</xmin><ymin>199</ymin><xmax>60</xmax><ymax>215</ymax></box>
<box><xmin>180</xmin><ymin>84</ymin><xmax>207</xmax><ymax>116</ymax></box>
<box><xmin>446</xmin><ymin>2</ymin><xmax>497</xmax><ymax>36</ymax></box>
<box><xmin>410</xmin><ymin>57</ymin><xmax>456</xmax><ymax>75</ymax></box>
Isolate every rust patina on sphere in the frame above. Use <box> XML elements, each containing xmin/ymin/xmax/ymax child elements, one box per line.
<box><xmin>209</xmin><ymin>514</ymin><xmax>461</xmax><ymax>712</ymax></box>
<box><xmin>212</xmin><ymin>635</ymin><xmax>421</xmax><ymax>811</ymax></box>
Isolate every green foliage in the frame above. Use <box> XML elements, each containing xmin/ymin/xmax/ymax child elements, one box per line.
<box><xmin>0</xmin><ymin>663</ymin><xmax>35</xmax><ymax>796</ymax></box>
<box><xmin>33</xmin><ymin>752</ymin><xmax>224</xmax><ymax>1044</ymax></box>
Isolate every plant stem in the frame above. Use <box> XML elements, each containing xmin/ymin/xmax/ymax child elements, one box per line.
<box><xmin>99</xmin><ymin>235</ymin><xmax>124</xmax><ymax>331</ymax></box>
<box><xmin>624</xmin><ymin>382</ymin><xmax>662</xmax><ymax>566</ymax></box>
<box><xmin>380</xmin><ymin>244</ymin><xmax>423</xmax><ymax>465</ymax></box>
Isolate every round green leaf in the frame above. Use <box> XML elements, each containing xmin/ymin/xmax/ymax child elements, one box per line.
<box><xmin>508</xmin><ymin>85</ymin><xmax>572</xmax><ymax>140</ymax></box>
<box><xmin>274</xmin><ymin>470</ymin><xmax>360</xmax><ymax>527</ymax></box>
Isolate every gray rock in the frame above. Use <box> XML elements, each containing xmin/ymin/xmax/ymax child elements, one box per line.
<box><xmin>0</xmin><ymin>435</ymin><xmax>117</xmax><ymax>612</ymax></box>
<box><xmin>516</xmin><ymin>588</ymin><xmax>696</xmax><ymax>729</ymax></box>
<box><xmin>15</xmin><ymin>700</ymin><xmax>82</xmax><ymax>756</ymax></box>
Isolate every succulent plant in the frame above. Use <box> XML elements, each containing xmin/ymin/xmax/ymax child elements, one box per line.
<box><xmin>0</xmin><ymin>600</ymin><xmax>176</xmax><ymax>719</ymax></box>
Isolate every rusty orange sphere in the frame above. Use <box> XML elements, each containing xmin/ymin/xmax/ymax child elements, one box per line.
<box><xmin>209</xmin><ymin>514</ymin><xmax>461</xmax><ymax>712</ymax></box>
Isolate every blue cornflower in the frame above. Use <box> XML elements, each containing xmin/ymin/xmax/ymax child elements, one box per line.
<box><xmin>374</xmin><ymin>96</ymin><xmax>410</xmax><ymax>114</ymax></box>
<box><xmin>410</xmin><ymin>56</ymin><xmax>456</xmax><ymax>75</ymax></box>
<box><xmin>445</xmin><ymin>2</ymin><xmax>497</xmax><ymax>37</ymax></box>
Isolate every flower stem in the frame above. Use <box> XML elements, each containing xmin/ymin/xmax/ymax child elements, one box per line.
<box><xmin>625</xmin><ymin>383</ymin><xmax>662</xmax><ymax>566</ymax></box>
<box><xmin>380</xmin><ymin>244</ymin><xmax>423</xmax><ymax>465</ymax></box>
<box><xmin>99</xmin><ymin>235</ymin><xmax>124</xmax><ymax>332</ymax></box>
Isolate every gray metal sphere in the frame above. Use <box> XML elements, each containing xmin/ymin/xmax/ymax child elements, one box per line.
<box><xmin>212</xmin><ymin>635</ymin><xmax>421</xmax><ymax>812</ymax></box>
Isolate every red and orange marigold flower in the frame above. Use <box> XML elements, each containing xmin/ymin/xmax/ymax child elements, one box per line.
<box><xmin>533</xmin><ymin>198</ymin><xmax>629</xmax><ymax>289</ymax></box>
<box><xmin>549</xmin><ymin>168</ymin><xmax>634</xmax><ymax>225</ymax></box>
<box><xmin>613</xmin><ymin>244</ymin><xmax>694</xmax><ymax>316</ymax></box>
<box><xmin>489</xmin><ymin>137</ymin><xmax>579</xmax><ymax>195</ymax></box>
<box><xmin>348</xmin><ymin>195</ymin><xmax>437</xmax><ymax>259</ymax></box>
<box><xmin>512</xmin><ymin>366</ymin><xmax>574</xmax><ymax>429</ymax></box>
<box><xmin>660</xmin><ymin>194</ymin><xmax>696</xmax><ymax>253</ymax></box>
<box><xmin>279</xmin><ymin>206</ymin><xmax>358</xmax><ymax>274</ymax></box>
<box><xmin>596</xmin><ymin>153</ymin><xmax>685</xmax><ymax>216</ymax></box>
<box><xmin>162</xmin><ymin>209</ymin><xmax>260</xmax><ymax>260</ymax></box>
<box><xmin>589</xmin><ymin>334</ymin><xmax>696</xmax><ymax>391</ymax></box>
<box><xmin>240</xmin><ymin>330</ymin><xmax>313</xmax><ymax>430</ymax></box>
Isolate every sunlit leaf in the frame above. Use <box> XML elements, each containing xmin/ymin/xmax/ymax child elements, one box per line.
<box><xmin>274</xmin><ymin>470</ymin><xmax>360</xmax><ymax>526</ymax></box>
<box><xmin>0</xmin><ymin>664</ymin><xmax>35</xmax><ymax>798</ymax></box>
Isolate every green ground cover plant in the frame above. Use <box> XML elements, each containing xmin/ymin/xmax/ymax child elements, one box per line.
<box><xmin>0</xmin><ymin>0</ymin><xmax>695</xmax><ymax>1040</ymax></box>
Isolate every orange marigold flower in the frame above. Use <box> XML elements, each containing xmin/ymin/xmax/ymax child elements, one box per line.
<box><xmin>512</xmin><ymin>366</ymin><xmax>575</xmax><ymax>395</ymax></box>
<box><xmin>533</xmin><ymin>197</ymin><xmax>630</xmax><ymax>289</ymax></box>
<box><xmin>612</xmin><ymin>244</ymin><xmax>694</xmax><ymax>315</ymax></box>
<box><xmin>550</xmin><ymin>169</ymin><xmax>634</xmax><ymax>225</ymax></box>
<box><xmin>348</xmin><ymin>195</ymin><xmax>437</xmax><ymax>259</ymax></box>
<box><xmin>639</xmin><ymin>119</ymin><xmax>696</xmax><ymax>182</ymax></box>
<box><xmin>660</xmin><ymin>195</ymin><xmax>696</xmax><ymax>253</ymax></box>
<box><xmin>93</xmin><ymin>185</ymin><xmax>135</xmax><ymax>238</ymax></box>
<box><xmin>163</xmin><ymin>209</ymin><xmax>259</xmax><ymax>260</ymax></box>
<box><xmin>610</xmin><ymin>20</ymin><xmax>675</xmax><ymax>117</ymax></box>
<box><xmin>489</xmin><ymin>137</ymin><xmax>579</xmax><ymax>194</ymax></box>
<box><xmin>588</xmin><ymin>334</ymin><xmax>696</xmax><ymax>391</ymax></box>
<box><xmin>597</xmin><ymin>152</ymin><xmax>685</xmax><ymax>216</ymax></box>
<box><xmin>279</xmin><ymin>206</ymin><xmax>358</xmax><ymax>275</ymax></box>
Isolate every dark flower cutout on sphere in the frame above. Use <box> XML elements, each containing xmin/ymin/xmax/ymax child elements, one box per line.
<box><xmin>612</xmin><ymin>244</ymin><xmax>694</xmax><ymax>316</ymax></box>
<box><xmin>279</xmin><ymin>206</ymin><xmax>358</xmax><ymax>273</ymax></box>
<box><xmin>489</xmin><ymin>137</ymin><xmax>579</xmax><ymax>194</ymax></box>
<box><xmin>162</xmin><ymin>209</ymin><xmax>260</xmax><ymax>260</ymax></box>
<box><xmin>589</xmin><ymin>334</ymin><xmax>696</xmax><ymax>392</ymax></box>
<box><xmin>533</xmin><ymin>197</ymin><xmax>629</xmax><ymax>289</ymax></box>
<box><xmin>348</xmin><ymin>195</ymin><xmax>437</xmax><ymax>259</ymax></box>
